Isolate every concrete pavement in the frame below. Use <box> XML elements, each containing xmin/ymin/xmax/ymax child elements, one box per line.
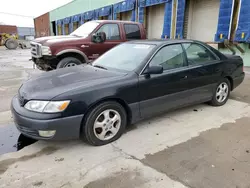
<box><xmin>1</xmin><ymin>47</ymin><xmax>250</xmax><ymax>188</ymax></box>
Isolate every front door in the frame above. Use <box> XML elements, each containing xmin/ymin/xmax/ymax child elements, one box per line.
<box><xmin>88</xmin><ymin>23</ymin><xmax>122</xmax><ymax>60</ymax></box>
<box><xmin>139</xmin><ymin>44</ymin><xmax>191</xmax><ymax>118</ymax></box>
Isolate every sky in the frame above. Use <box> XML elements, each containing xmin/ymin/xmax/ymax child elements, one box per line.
<box><xmin>0</xmin><ymin>0</ymin><xmax>72</xmax><ymax>27</ymax></box>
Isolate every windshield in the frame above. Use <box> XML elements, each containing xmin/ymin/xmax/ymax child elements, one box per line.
<box><xmin>92</xmin><ymin>43</ymin><xmax>155</xmax><ymax>72</ymax></box>
<box><xmin>70</xmin><ymin>21</ymin><xmax>99</xmax><ymax>37</ymax></box>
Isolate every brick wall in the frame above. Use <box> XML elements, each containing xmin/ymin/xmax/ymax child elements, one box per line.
<box><xmin>34</xmin><ymin>13</ymin><xmax>50</xmax><ymax>37</ymax></box>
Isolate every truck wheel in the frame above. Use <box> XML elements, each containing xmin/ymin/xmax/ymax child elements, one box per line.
<box><xmin>5</xmin><ymin>38</ymin><xmax>18</xmax><ymax>50</ymax></box>
<box><xmin>57</xmin><ymin>57</ymin><xmax>82</xmax><ymax>69</ymax></box>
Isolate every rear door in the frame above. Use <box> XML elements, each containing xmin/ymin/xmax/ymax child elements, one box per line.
<box><xmin>123</xmin><ymin>24</ymin><xmax>143</xmax><ymax>41</ymax></box>
<box><xmin>181</xmin><ymin>42</ymin><xmax>223</xmax><ymax>102</ymax></box>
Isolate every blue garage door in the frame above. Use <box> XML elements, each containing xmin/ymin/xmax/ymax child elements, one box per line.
<box><xmin>234</xmin><ymin>0</ymin><xmax>250</xmax><ymax>42</ymax></box>
<box><xmin>215</xmin><ymin>0</ymin><xmax>234</xmax><ymax>42</ymax></box>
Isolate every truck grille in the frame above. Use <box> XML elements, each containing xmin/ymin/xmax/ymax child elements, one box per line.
<box><xmin>30</xmin><ymin>42</ymin><xmax>42</xmax><ymax>58</ymax></box>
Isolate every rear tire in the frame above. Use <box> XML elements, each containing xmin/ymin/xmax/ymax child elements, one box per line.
<box><xmin>82</xmin><ymin>101</ymin><xmax>127</xmax><ymax>146</ymax></box>
<box><xmin>210</xmin><ymin>78</ymin><xmax>231</xmax><ymax>106</ymax></box>
<box><xmin>56</xmin><ymin>57</ymin><xmax>82</xmax><ymax>69</ymax></box>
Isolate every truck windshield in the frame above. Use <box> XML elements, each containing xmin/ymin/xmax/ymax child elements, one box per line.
<box><xmin>92</xmin><ymin>43</ymin><xmax>155</xmax><ymax>72</ymax></box>
<box><xmin>70</xmin><ymin>21</ymin><xmax>100</xmax><ymax>37</ymax></box>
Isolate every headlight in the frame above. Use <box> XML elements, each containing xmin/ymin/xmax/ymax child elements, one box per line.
<box><xmin>24</xmin><ymin>100</ymin><xmax>70</xmax><ymax>113</ymax></box>
<box><xmin>41</xmin><ymin>46</ymin><xmax>51</xmax><ymax>56</ymax></box>
<box><xmin>43</xmin><ymin>101</ymin><xmax>70</xmax><ymax>113</ymax></box>
<box><xmin>24</xmin><ymin>101</ymin><xmax>48</xmax><ymax>112</ymax></box>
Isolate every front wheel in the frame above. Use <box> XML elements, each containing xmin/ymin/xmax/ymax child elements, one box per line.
<box><xmin>57</xmin><ymin>57</ymin><xmax>82</xmax><ymax>69</ymax></box>
<box><xmin>210</xmin><ymin>78</ymin><xmax>231</xmax><ymax>106</ymax></box>
<box><xmin>82</xmin><ymin>101</ymin><xmax>127</xmax><ymax>146</ymax></box>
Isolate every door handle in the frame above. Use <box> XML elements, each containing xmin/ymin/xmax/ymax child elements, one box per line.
<box><xmin>215</xmin><ymin>68</ymin><xmax>220</xmax><ymax>73</ymax></box>
<box><xmin>81</xmin><ymin>45</ymin><xmax>89</xmax><ymax>48</ymax></box>
<box><xmin>181</xmin><ymin>75</ymin><xmax>188</xmax><ymax>80</ymax></box>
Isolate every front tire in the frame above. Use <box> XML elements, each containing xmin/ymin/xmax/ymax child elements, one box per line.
<box><xmin>57</xmin><ymin>57</ymin><xmax>82</xmax><ymax>69</ymax></box>
<box><xmin>210</xmin><ymin>78</ymin><xmax>231</xmax><ymax>106</ymax></box>
<box><xmin>82</xmin><ymin>101</ymin><xmax>127</xmax><ymax>146</ymax></box>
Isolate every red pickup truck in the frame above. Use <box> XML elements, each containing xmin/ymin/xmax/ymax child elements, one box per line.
<box><xmin>31</xmin><ymin>20</ymin><xmax>146</xmax><ymax>71</ymax></box>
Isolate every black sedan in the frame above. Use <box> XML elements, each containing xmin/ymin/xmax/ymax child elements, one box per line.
<box><xmin>11</xmin><ymin>40</ymin><xmax>245</xmax><ymax>146</ymax></box>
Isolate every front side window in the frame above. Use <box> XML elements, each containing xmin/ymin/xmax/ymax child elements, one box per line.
<box><xmin>182</xmin><ymin>43</ymin><xmax>216</xmax><ymax>65</ymax></box>
<box><xmin>124</xmin><ymin>24</ymin><xmax>141</xmax><ymax>39</ymax></box>
<box><xmin>150</xmin><ymin>44</ymin><xmax>185</xmax><ymax>70</ymax></box>
<box><xmin>97</xmin><ymin>24</ymin><xmax>120</xmax><ymax>40</ymax></box>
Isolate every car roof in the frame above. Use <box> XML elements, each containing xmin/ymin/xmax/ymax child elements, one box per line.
<box><xmin>94</xmin><ymin>20</ymin><xmax>141</xmax><ymax>24</ymax></box>
<box><xmin>127</xmin><ymin>39</ymin><xmax>198</xmax><ymax>46</ymax></box>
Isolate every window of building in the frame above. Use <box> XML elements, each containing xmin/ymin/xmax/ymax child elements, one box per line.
<box><xmin>124</xmin><ymin>24</ymin><xmax>141</xmax><ymax>39</ymax></box>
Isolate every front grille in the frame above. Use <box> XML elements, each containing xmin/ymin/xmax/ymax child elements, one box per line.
<box><xmin>30</xmin><ymin>42</ymin><xmax>42</xmax><ymax>58</ymax></box>
<box><xmin>17</xmin><ymin>125</ymin><xmax>39</xmax><ymax>137</ymax></box>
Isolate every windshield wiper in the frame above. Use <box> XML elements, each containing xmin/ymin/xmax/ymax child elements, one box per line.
<box><xmin>93</xmin><ymin>65</ymin><xmax>108</xmax><ymax>70</ymax></box>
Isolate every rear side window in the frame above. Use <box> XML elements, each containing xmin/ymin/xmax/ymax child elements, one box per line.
<box><xmin>124</xmin><ymin>24</ymin><xmax>141</xmax><ymax>39</ymax></box>
<box><xmin>182</xmin><ymin>43</ymin><xmax>216</xmax><ymax>65</ymax></box>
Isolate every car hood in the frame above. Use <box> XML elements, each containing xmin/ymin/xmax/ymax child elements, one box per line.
<box><xmin>19</xmin><ymin>65</ymin><xmax>126</xmax><ymax>101</ymax></box>
<box><xmin>32</xmin><ymin>35</ymin><xmax>86</xmax><ymax>45</ymax></box>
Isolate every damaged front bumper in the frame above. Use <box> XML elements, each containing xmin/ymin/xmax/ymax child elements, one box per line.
<box><xmin>32</xmin><ymin>56</ymin><xmax>58</xmax><ymax>71</ymax></box>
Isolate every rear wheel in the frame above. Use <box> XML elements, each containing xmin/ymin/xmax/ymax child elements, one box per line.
<box><xmin>210</xmin><ymin>78</ymin><xmax>231</xmax><ymax>106</ymax></box>
<box><xmin>57</xmin><ymin>57</ymin><xmax>82</xmax><ymax>69</ymax></box>
<box><xmin>82</xmin><ymin>101</ymin><xmax>127</xmax><ymax>146</ymax></box>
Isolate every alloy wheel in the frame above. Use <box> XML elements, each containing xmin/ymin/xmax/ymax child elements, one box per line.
<box><xmin>93</xmin><ymin>109</ymin><xmax>121</xmax><ymax>141</ymax></box>
<box><xmin>216</xmin><ymin>82</ymin><xmax>229</xmax><ymax>103</ymax></box>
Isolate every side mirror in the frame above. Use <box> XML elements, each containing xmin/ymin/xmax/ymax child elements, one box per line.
<box><xmin>144</xmin><ymin>66</ymin><xmax>163</xmax><ymax>75</ymax></box>
<box><xmin>91</xmin><ymin>32</ymin><xmax>106</xmax><ymax>43</ymax></box>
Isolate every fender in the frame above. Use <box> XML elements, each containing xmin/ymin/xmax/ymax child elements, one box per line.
<box><xmin>56</xmin><ymin>49</ymin><xmax>89</xmax><ymax>63</ymax></box>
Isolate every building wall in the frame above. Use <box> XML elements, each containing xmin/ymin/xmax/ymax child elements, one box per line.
<box><xmin>49</xmin><ymin>0</ymin><xmax>121</xmax><ymax>21</ymax></box>
<box><xmin>0</xmin><ymin>25</ymin><xmax>17</xmax><ymax>34</ymax></box>
<box><xmin>17</xmin><ymin>27</ymin><xmax>35</xmax><ymax>37</ymax></box>
<box><xmin>34</xmin><ymin>13</ymin><xmax>50</xmax><ymax>37</ymax></box>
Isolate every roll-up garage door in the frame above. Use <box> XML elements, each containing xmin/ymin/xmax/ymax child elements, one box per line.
<box><xmin>187</xmin><ymin>0</ymin><xmax>220</xmax><ymax>42</ymax></box>
<box><xmin>64</xmin><ymin>24</ymin><xmax>69</xmax><ymax>35</ymax></box>
<box><xmin>121</xmin><ymin>11</ymin><xmax>132</xmax><ymax>21</ymax></box>
<box><xmin>57</xmin><ymin>26</ymin><xmax>62</xmax><ymax>35</ymax></box>
<box><xmin>147</xmin><ymin>4</ymin><xmax>165</xmax><ymax>39</ymax></box>
<box><xmin>73</xmin><ymin>22</ymin><xmax>79</xmax><ymax>31</ymax></box>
